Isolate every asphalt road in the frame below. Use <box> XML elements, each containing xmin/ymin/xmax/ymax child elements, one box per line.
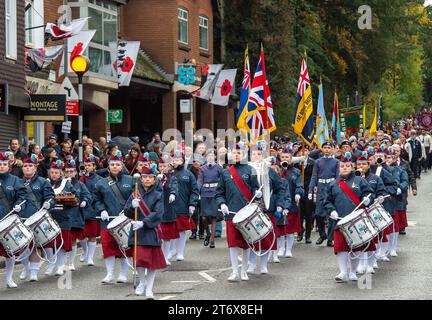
<box><xmin>1</xmin><ymin>172</ymin><xmax>431</xmax><ymax>300</ymax></box>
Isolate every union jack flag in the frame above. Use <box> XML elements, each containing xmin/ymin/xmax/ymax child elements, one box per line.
<box><xmin>297</xmin><ymin>59</ymin><xmax>311</xmax><ymax>96</ymax></box>
<box><xmin>244</xmin><ymin>46</ymin><xmax>276</xmax><ymax>143</ymax></box>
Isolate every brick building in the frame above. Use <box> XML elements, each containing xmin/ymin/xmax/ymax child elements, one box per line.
<box><xmin>0</xmin><ymin>0</ymin><xmax>27</xmax><ymax>149</ymax></box>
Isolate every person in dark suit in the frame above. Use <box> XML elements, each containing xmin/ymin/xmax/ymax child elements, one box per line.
<box><xmin>294</xmin><ymin>145</ymin><xmax>315</xmax><ymax>244</ymax></box>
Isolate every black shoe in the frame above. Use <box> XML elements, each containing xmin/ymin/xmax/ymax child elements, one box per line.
<box><xmin>199</xmin><ymin>234</ymin><xmax>205</xmax><ymax>240</ymax></box>
<box><xmin>327</xmin><ymin>240</ymin><xmax>334</xmax><ymax>247</ymax></box>
<box><xmin>305</xmin><ymin>238</ymin><xmax>312</xmax><ymax>244</ymax></box>
<box><xmin>189</xmin><ymin>233</ymin><xmax>197</xmax><ymax>240</ymax></box>
<box><xmin>204</xmin><ymin>235</ymin><xmax>210</xmax><ymax>246</ymax></box>
<box><xmin>316</xmin><ymin>236</ymin><xmax>327</xmax><ymax>245</ymax></box>
<box><xmin>215</xmin><ymin>233</ymin><xmax>221</xmax><ymax>238</ymax></box>
<box><xmin>399</xmin><ymin>229</ymin><xmax>406</xmax><ymax>235</ymax></box>
<box><xmin>210</xmin><ymin>241</ymin><xmax>215</xmax><ymax>248</ymax></box>
<box><xmin>297</xmin><ymin>233</ymin><xmax>303</xmax><ymax>242</ymax></box>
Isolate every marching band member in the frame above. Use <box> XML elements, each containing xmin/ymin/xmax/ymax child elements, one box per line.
<box><xmin>94</xmin><ymin>151</ymin><xmax>134</xmax><ymax>284</ymax></box>
<box><xmin>388</xmin><ymin>147</ymin><xmax>409</xmax><ymax>257</ymax></box>
<box><xmin>170</xmin><ymin>150</ymin><xmax>200</xmax><ymax>261</ymax></box>
<box><xmin>392</xmin><ymin>143</ymin><xmax>416</xmax><ymax>235</ymax></box>
<box><xmin>215</xmin><ymin>142</ymin><xmax>260</xmax><ymax>282</ymax></box>
<box><xmin>64</xmin><ymin>159</ymin><xmax>92</xmax><ymax>271</ymax></box>
<box><xmin>124</xmin><ymin>164</ymin><xmax>166</xmax><ymax>299</ymax></box>
<box><xmin>324</xmin><ymin>152</ymin><xmax>375</xmax><ymax>282</ymax></box>
<box><xmin>197</xmin><ymin>149</ymin><xmax>223</xmax><ymax>248</ymax></box>
<box><xmin>354</xmin><ymin>151</ymin><xmax>387</xmax><ymax>274</ymax></box>
<box><xmin>79</xmin><ymin>154</ymin><xmax>103</xmax><ymax>266</ymax></box>
<box><xmin>247</xmin><ymin>143</ymin><xmax>284</xmax><ymax>274</ymax></box>
<box><xmin>308</xmin><ymin>141</ymin><xmax>339</xmax><ymax>246</ymax></box>
<box><xmin>278</xmin><ymin>146</ymin><xmax>303</xmax><ymax>259</ymax></box>
<box><xmin>0</xmin><ymin>151</ymin><xmax>27</xmax><ymax>288</ymax></box>
<box><xmin>19</xmin><ymin>154</ymin><xmax>55</xmax><ymax>282</ymax></box>
<box><xmin>158</xmin><ymin>155</ymin><xmax>179</xmax><ymax>265</ymax></box>
<box><xmin>46</xmin><ymin>160</ymin><xmax>78</xmax><ymax>276</ymax></box>
<box><xmin>368</xmin><ymin>146</ymin><xmax>398</xmax><ymax>262</ymax></box>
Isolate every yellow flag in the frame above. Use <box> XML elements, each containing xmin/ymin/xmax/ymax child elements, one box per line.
<box><xmin>369</xmin><ymin>105</ymin><xmax>378</xmax><ymax>136</ymax></box>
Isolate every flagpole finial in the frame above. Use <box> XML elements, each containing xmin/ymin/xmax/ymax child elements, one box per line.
<box><xmin>260</xmin><ymin>42</ymin><xmax>264</xmax><ymax>52</ymax></box>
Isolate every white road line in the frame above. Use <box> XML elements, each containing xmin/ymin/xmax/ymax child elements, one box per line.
<box><xmin>198</xmin><ymin>271</ymin><xmax>216</xmax><ymax>282</ymax></box>
<box><xmin>408</xmin><ymin>220</ymin><xmax>417</xmax><ymax>226</ymax></box>
<box><xmin>159</xmin><ymin>295</ymin><xmax>176</xmax><ymax>300</ymax></box>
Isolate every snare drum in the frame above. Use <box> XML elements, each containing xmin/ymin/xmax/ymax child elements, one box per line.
<box><xmin>24</xmin><ymin>209</ymin><xmax>61</xmax><ymax>247</ymax></box>
<box><xmin>337</xmin><ymin>209</ymin><xmax>378</xmax><ymax>249</ymax></box>
<box><xmin>366</xmin><ymin>202</ymin><xmax>393</xmax><ymax>233</ymax></box>
<box><xmin>0</xmin><ymin>214</ymin><xmax>34</xmax><ymax>256</ymax></box>
<box><xmin>107</xmin><ymin>215</ymin><xmax>132</xmax><ymax>249</ymax></box>
<box><xmin>232</xmin><ymin>203</ymin><xmax>273</xmax><ymax>244</ymax></box>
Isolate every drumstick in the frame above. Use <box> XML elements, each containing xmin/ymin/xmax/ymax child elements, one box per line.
<box><xmin>218</xmin><ymin>209</ymin><xmax>237</xmax><ymax>215</ymax></box>
<box><xmin>133</xmin><ymin>173</ymin><xmax>140</xmax><ymax>290</ymax></box>
<box><xmin>248</xmin><ymin>184</ymin><xmax>264</xmax><ymax>205</ymax></box>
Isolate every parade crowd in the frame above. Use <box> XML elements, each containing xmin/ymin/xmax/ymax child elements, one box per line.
<box><xmin>0</xmin><ymin>118</ymin><xmax>429</xmax><ymax>299</ymax></box>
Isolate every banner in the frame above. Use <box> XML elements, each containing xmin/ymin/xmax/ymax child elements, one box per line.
<box><xmin>45</xmin><ymin>17</ymin><xmax>89</xmax><ymax>41</ymax></box>
<box><xmin>210</xmin><ymin>69</ymin><xmax>237</xmax><ymax>106</ymax></box>
<box><xmin>59</xmin><ymin>30</ymin><xmax>96</xmax><ymax>76</ymax></box>
<box><xmin>117</xmin><ymin>40</ymin><xmax>140</xmax><ymax>87</ymax></box>
<box><xmin>25</xmin><ymin>94</ymin><xmax>66</xmax><ymax>122</ymax></box>
<box><xmin>193</xmin><ymin>64</ymin><xmax>223</xmax><ymax>100</ymax></box>
<box><xmin>26</xmin><ymin>45</ymin><xmax>63</xmax><ymax>72</ymax></box>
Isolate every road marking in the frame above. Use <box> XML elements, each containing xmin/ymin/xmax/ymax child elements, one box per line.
<box><xmin>198</xmin><ymin>271</ymin><xmax>216</xmax><ymax>282</ymax></box>
<box><xmin>159</xmin><ymin>295</ymin><xmax>176</xmax><ymax>300</ymax></box>
<box><xmin>408</xmin><ymin>220</ymin><xmax>417</xmax><ymax>226</ymax></box>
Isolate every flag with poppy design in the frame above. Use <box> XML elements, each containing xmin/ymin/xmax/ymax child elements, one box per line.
<box><xmin>210</xmin><ymin>69</ymin><xmax>237</xmax><ymax>106</ymax></box>
<box><xmin>117</xmin><ymin>41</ymin><xmax>140</xmax><ymax>87</ymax></box>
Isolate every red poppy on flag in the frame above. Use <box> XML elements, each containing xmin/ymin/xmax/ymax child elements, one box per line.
<box><xmin>121</xmin><ymin>56</ymin><xmax>134</xmax><ymax>73</ymax></box>
<box><xmin>221</xmin><ymin>79</ymin><xmax>232</xmax><ymax>96</ymax></box>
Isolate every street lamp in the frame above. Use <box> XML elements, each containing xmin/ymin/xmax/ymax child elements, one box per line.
<box><xmin>70</xmin><ymin>55</ymin><xmax>90</xmax><ymax>165</ymax></box>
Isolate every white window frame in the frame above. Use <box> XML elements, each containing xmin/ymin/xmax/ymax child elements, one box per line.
<box><xmin>25</xmin><ymin>0</ymin><xmax>34</xmax><ymax>47</ymax></box>
<box><xmin>199</xmin><ymin>16</ymin><xmax>209</xmax><ymax>51</ymax></box>
<box><xmin>5</xmin><ymin>0</ymin><xmax>18</xmax><ymax>60</ymax></box>
<box><xmin>178</xmin><ymin>7</ymin><xmax>189</xmax><ymax>45</ymax></box>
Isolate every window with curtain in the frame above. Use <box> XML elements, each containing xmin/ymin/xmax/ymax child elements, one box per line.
<box><xmin>178</xmin><ymin>8</ymin><xmax>189</xmax><ymax>45</ymax></box>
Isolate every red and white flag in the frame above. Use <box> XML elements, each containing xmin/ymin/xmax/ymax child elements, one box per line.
<box><xmin>59</xmin><ymin>30</ymin><xmax>96</xmax><ymax>76</ymax></box>
<box><xmin>45</xmin><ymin>17</ymin><xmax>89</xmax><ymax>41</ymax></box>
<box><xmin>117</xmin><ymin>41</ymin><xmax>140</xmax><ymax>87</ymax></box>
<box><xmin>192</xmin><ymin>64</ymin><xmax>223</xmax><ymax>100</ymax></box>
<box><xmin>26</xmin><ymin>45</ymin><xmax>63</xmax><ymax>72</ymax></box>
<box><xmin>210</xmin><ymin>69</ymin><xmax>237</xmax><ymax>106</ymax></box>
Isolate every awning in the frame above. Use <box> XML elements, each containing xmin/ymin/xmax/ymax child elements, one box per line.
<box><xmin>132</xmin><ymin>49</ymin><xmax>174</xmax><ymax>87</ymax></box>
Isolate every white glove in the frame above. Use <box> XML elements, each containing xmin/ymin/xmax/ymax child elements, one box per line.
<box><xmin>157</xmin><ymin>174</ymin><xmax>164</xmax><ymax>180</ymax></box>
<box><xmin>189</xmin><ymin>206</ymin><xmax>195</xmax><ymax>214</ymax></box>
<box><xmin>330</xmin><ymin>210</ymin><xmax>339</xmax><ymax>220</ymax></box>
<box><xmin>132</xmin><ymin>198</ymin><xmax>140</xmax><ymax>209</ymax></box>
<box><xmin>169</xmin><ymin>194</ymin><xmax>176</xmax><ymax>203</ymax></box>
<box><xmin>100</xmin><ymin>210</ymin><xmax>109</xmax><ymax>221</ymax></box>
<box><xmin>276</xmin><ymin>206</ymin><xmax>283</xmax><ymax>213</ymax></box>
<box><xmin>131</xmin><ymin>221</ymin><xmax>144</xmax><ymax>231</ymax></box>
<box><xmin>295</xmin><ymin>194</ymin><xmax>301</xmax><ymax>205</ymax></box>
<box><xmin>363</xmin><ymin>197</ymin><xmax>371</xmax><ymax>206</ymax></box>
<box><xmin>80</xmin><ymin>201</ymin><xmax>87</xmax><ymax>208</ymax></box>
<box><xmin>377</xmin><ymin>195</ymin><xmax>385</xmax><ymax>204</ymax></box>
<box><xmin>42</xmin><ymin>201</ymin><xmax>51</xmax><ymax>210</ymax></box>
<box><xmin>397</xmin><ymin>188</ymin><xmax>402</xmax><ymax>196</ymax></box>
<box><xmin>13</xmin><ymin>205</ymin><xmax>21</xmax><ymax>213</ymax></box>
<box><xmin>308</xmin><ymin>193</ymin><xmax>313</xmax><ymax>201</ymax></box>
<box><xmin>254</xmin><ymin>190</ymin><xmax>263</xmax><ymax>199</ymax></box>
<box><xmin>282</xmin><ymin>209</ymin><xmax>289</xmax><ymax>216</ymax></box>
<box><xmin>220</xmin><ymin>204</ymin><xmax>229</xmax><ymax>216</ymax></box>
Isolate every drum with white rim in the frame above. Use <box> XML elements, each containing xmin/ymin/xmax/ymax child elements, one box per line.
<box><xmin>24</xmin><ymin>209</ymin><xmax>61</xmax><ymax>247</ymax></box>
<box><xmin>0</xmin><ymin>214</ymin><xmax>34</xmax><ymax>256</ymax></box>
<box><xmin>107</xmin><ymin>214</ymin><xmax>132</xmax><ymax>249</ymax></box>
<box><xmin>232</xmin><ymin>203</ymin><xmax>273</xmax><ymax>244</ymax></box>
<box><xmin>366</xmin><ymin>202</ymin><xmax>393</xmax><ymax>233</ymax></box>
<box><xmin>337</xmin><ymin>209</ymin><xmax>378</xmax><ymax>249</ymax></box>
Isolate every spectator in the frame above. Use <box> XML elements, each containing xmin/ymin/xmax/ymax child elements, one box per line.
<box><xmin>146</xmin><ymin>132</ymin><xmax>166</xmax><ymax>152</ymax></box>
<box><xmin>8</xmin><ymin>138</ymin><xmax>26</xmax><ymax>161</ymax></box>
<box><xmin>125</xmin><ymin>144</ymin><xmax>141</xmax><ymax>175</ymax></box>
<box><xmin>41</xmin><ymin>134</ymin><xmax>61</xmax><ymax>155</ymax></box>
<box><xmin>405</xmin><ymin>129</ymin><xmax>425</xmax><ymax>179</ymax></box>
<box><xmin>58</xmin><ymin>142</ymin><xmax>72</xmax><ymax>161</ymax></box>
<box><xmin>27</xmin><ymin>143</ymin><xmax>40</xmax><ymax>157</ymax></box>
<box><xmin>7</xmin><ymin>152</ymin><xmax>23</xmax><ymax>178</ymax></box>
<box><xmin>38</xmin><ymin>147</ymin><xmax>58</xmax><ymax>178</ymax></box>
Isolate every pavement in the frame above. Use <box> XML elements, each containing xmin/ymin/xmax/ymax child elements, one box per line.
<box><xmin>1</xmin><ymin>172</ymin><xmax>432</xmax><ymax>300</ymax></box>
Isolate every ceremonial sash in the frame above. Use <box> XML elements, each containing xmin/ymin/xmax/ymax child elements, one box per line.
<box><xmin>228</xmin><ymin>165</ymin><xmax>253</xmax><ymax>202</ymax></box>
<box><xmin>337</xmin><ymin>180</ymin><xmax>364</xmax><ymax>208</ymax></box>
<box><xmin>134</xmin><ymin>191</ymin><xmax>162</xmax><ymax>241</ymax></box>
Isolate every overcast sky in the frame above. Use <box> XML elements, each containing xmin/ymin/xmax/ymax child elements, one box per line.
<box><xmin>425</xmin><ymin>0</ymin><xmax>432</xmax><ymax>6</ymax></box>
